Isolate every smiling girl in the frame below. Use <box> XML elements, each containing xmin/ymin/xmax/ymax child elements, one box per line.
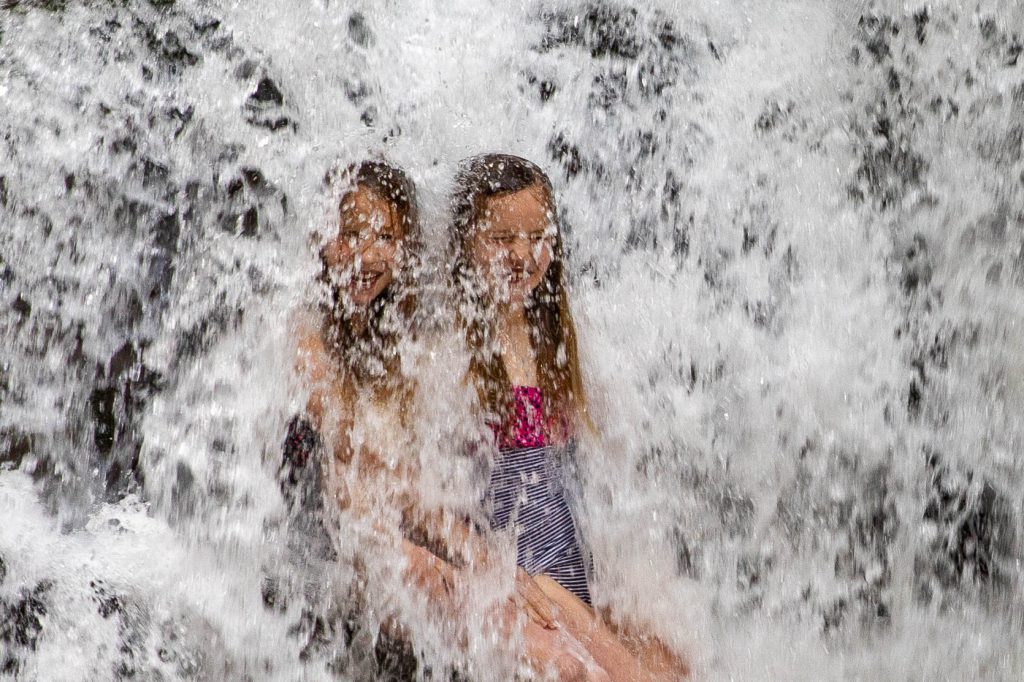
<box><xmin>280</xmin><ymin>159</ymin><xmax>451</xmax><ymax>676</ymax></box>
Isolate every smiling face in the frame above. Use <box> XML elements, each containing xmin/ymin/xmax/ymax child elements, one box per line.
<box><xmin>321</xmin><ymin>185</ymin><xmax>405</xmax><ymax>309</ymax></box>
<box><xmin>469</xmin><ymin>184</ymin><xmax>554</xmax><ymax>307</ymax></box>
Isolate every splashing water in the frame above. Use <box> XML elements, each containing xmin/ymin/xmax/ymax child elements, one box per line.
<box><xmin>2</xmin><ymin>0</ymin><xmax>1023</xmax><ymax>679</ymax></box>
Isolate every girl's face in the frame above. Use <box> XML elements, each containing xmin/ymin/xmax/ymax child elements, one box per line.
<box><xmin>321</xmin><ymin>186</ymin><xmax>405</xmax><ymax>308</ymax></box>
<box><xmin>470</xmin><ymin>185</ymin><xmax>554</xmax><ymax>306</ymax></box>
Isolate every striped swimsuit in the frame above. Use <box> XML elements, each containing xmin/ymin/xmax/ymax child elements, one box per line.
<box><xmin>483</xmin><ymin>386</ymin><xmax>591</xmax><ymax>604</ymax></box>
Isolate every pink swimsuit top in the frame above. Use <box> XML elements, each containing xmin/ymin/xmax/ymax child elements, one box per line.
<box><xmin>489</xmin><ymin>385</ymin><xmax>567</xmax><ymax>449</ymax></box>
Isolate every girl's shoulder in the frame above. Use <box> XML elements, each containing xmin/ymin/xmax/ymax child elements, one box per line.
<box><xmin>292</xmin><ymin>309</ymin><xmax>332</xmax><ymax>382</ymax></box>
<box><xmin>292</xmin><ymin>308</ymin><xmax>324</xmax><ymax>349</ymax></box>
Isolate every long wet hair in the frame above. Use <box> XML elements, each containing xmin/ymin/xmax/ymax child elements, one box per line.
<box><xmin>449</xmin><ymin>153</ymin><xmax>589</xmax><ymax>430</ymax></box>
<box><xmin>320</xmin><ymin>160</ymin><xmax>420</xmax><ymax>397</ymax></box>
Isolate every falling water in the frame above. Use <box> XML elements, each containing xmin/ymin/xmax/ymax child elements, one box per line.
<box><xmin>2</xmin><ymin>0</ymin><xmax>1023</xmax><ymax>679</ymax></box>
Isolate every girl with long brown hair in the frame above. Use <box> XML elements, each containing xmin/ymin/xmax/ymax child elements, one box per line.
<box><xmin>449</xmin><ymin>153</ymin><xmax>690</xmax><ymax>681</ymax></box>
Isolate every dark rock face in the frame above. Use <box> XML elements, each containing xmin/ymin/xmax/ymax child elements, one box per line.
<box><xmin>244</xmin><ymin>76</ymin><xmax>298</xmax><ymax>133</ymax></box>
<box><xmin>0</xmin><ymin>580</ymin><xmax>51</xmax><ymax>675</ymax></box>
<box><xmin>584</xmin><ymin>2</ymin><xmax>1024</xmax><ymax>639</ymax></box>
<box><xmin>1</xmin><ymin>0</ymin><xmax>292</xmax><ymax>517</ymax></box>
<box><xmin>347</xmin><ymin>11</ymin><xmax>374</xmax><ymax>49</ymax></box>
<box><xmin>850</xmin><ymin>7</ymin><xmax>1024</xmax><ymax>610</ymax></box>
<box><xmin>529</xmin><ymin>1</ymin><xmax>707</xmax><ymax>263</ymax></box>
<box><xmin>917</xmin><ymin>452</ymin><xmax>1016</xmax><ymax>602</ymax></box>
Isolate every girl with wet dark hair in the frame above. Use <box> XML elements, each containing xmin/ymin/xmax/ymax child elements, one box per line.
<box><xmin>280</xmin><ymin>159</ymin><xmax>448</xmax><ymax>676</ymax></box>
<box><xmin>448</xmin><ymin>153</ymin><xmax>690</xmax><ymax>680</ymax></box>
<box><xmin>313</xmin><ymin>159</ymin><xmax>420</xmax><ymax>400</ymax></box>
<box><xmin>284</xmin><ymin>159</ymin><xmax>420</xmax><ymax>516</ymax></box>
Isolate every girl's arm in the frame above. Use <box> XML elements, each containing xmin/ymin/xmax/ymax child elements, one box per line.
<box><xmin>399</xmin><ymin>504</ymin><xmax>557</xmax><ymax>628</ymax></box>
<box><xmin>294</xmin><ymin>326</ymin><xmax>610</xmax><ymax>676</ymax></box>
<box><xmin>533</xmin><ymin>576</ymin><xmax>690</xmax><ymax>681</ymax></box>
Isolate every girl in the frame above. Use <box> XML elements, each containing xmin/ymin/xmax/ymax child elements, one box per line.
<box><xmin>281</xmin><ymin>159</ymin><xmax>595</xmax><ymax>680</ymax></box>
<box><xmin>280</xmin><ymin>158</ymin><xmax>431</xmax><ymax>676</ymax></box>
<box><xmin>284</xmin><ymin>159</ymin><xmax>421</xmax><ymax>523</ymax></box>
<box><xmin>449</xmin><ymin>153</ymin><xmax>690</xmax><ymax>681</ymax></box>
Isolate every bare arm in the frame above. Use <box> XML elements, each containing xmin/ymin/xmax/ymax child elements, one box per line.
<box><xmin>293</xmin><ymin>323</ymin><xmax>619</xmax><ymax>676</ymax></box>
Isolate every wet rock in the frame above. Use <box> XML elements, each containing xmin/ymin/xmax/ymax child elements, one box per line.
<box><xmin>856</xmin><ymin>13</ymin><xmax>898</xmax><ymax>64</ymax></box>
<box><xmin>821</xmin><ymin>598</ymin><xmax>847</xmax><ymax>632</ymax></box>
<box><xmin>90</xmin><ymin>386</ymin><xmax>118</xmax><ymax>454</ymax></box>
<box><xmin>538</xmin><ymin>79</ymin><xmax>557</xmax><ymax>102</ymax></box>
<box><xmin>538</xmin><ymin>1</ymin><xmax>688</xmax><ymax>101</ymax></box>
<box><xmin>906</xmin><ymin>378</ymin><xmax>923</xmax><ymax>419</ymax></box>
<box><xmin>743</xmin><ymin>300</ymin><xmax>778</xmax><ymax>331</ymax></box>
<box><xmin>985</xmin><ymin>261</ymin><xmax>1002</xmax><ymax>285</ymax></box>
<box><xmin>261</xmin><ymin>576</ymin><xmax>284</xmax><ymax>611</ymax></box>
<box><xmin>912</xmin><ymin>8</ymin><xmax>929</xmax><ymax>44</ymax></box>
<box><xmin>148</xmin><ymin>212</ymin><xmax>179</xmax><ymax>302</ymax></box>
<box><xmin>90</xmin><ymin>579</ymin><xmax>126</xmax><ymax>619</ymax></box>
<box><xmin>347</xmin><ymin>12</ymin><xmax>374</xmax><ymax>48</ymax></box>
<box><xmin>671</xmin><ymin>526</ymin><xmax>698</xmax><ymax>578</ymax></box>
<box><xmin>2</xmin><ymin>0</ymin><xmax>302</xmax><ymax>522</ymax></box>
<box><xmin>214</xmin><ymin>166</ymin><xmax>287</xmax><ymax>238</ymax></box>
<box><xmin>240</xmin><ymin>167</ymin><xmax>270</xmax><ymax>193</ymax></box>
<box><xmin>541</xmin><ymin>3</ymin><xmax>643</xmax><ymax>59</ymax></box>
<box><xmin>1008</xmin><ymin>37</ymin><xmax>1023</xmax><ymax>67</ymax></box>
<box><xmin>918</xmin><ymin>452</ymin><xmax>1016</xmax><ymax>598</ymax></box>
<box><xmin>589</xmin><ymin>68</ymin><xmax>629</xmax><ymax>110</ymax></box>
<box><xmin>2</xmin><ymin>0</ymin><xmax>68</xmax><ymax>10</ymax></box>
<box><xmin>250</xmin><ymin>76</ymin><xmax>284</xmax><ymax>106</ymax></box>
<box><xmin>0</xmin><ymin>580</ymin><xmax>52</xmax><ymax>675</ymax></box>
<box><xmin>234</xmin><ymin>59</ymin><xmax>257</xmax><ymax>80</ymax></box>
<box><xmin>171</xmin><ymin>459</ymin><xmax>195</xmax><ymax>512</ymax></box>
<box><xmin>978</xmin><ymin>123</ymin><xmax>1023</xmax><ymax>164</ymax></box>
<box><xmin>0</xmin><ymin>430</ymin><xmax>33</xmax><ymax>468</ymax></box>
<box><xmin>547</xmin><ymin>132</ymin><xmax>587</xmax><ymax>179</ymax></box>
<box><xmin>849</xmin><ymin>11</ymin><xmax>938</xmax><ymax>208</ymax></box>
<box><xmin>139</xmin><ymin>22</ymin><xmax>200</xmax><ymax>74</ymax></box>
<box><xmin>164</xmin><ymin>103</ymin><xmax>194</xmax><ymax>138</ymax></box>
<box><xmin>374</xmin><ymin>630</ymin><xmax>419</xmax><ymax>679</ymax></box>
<box><xmin>191</xmin><ymin>16</ymin><xmax>220</xmax><ymax>35</ymax></box>
<box><xmin>898</xmin><ymin>233</ymin><xmax>932</xmax><ymax>294</ymax></box>
<box><xmin>344</xmin><ymin>77</ymin><xmax>370</xmax><ymax>105</ymax></box>
<box><xmin>719</xmin><ymin>488</ymin><xmax>755</xmax><ymax>536</ymax></box>
<box><xmin>853</xmin><ymin>111</ymin><xmax>926</xmax><ymax>208</ymax></box>
<box><xmin>243</xmin><ymin>76</ymin><xmax>297</xmax><ymax>133</ymax></box>
<box><xmin>174</xmin><ymin>304</ymin><xmax>243</xmax><ymax>360</ymax></box>
<box><xmin>238</xmin><ymin>206</ymin><xmax>259</xmax><ymax>236</ymax></box>
<box><xmin>755</xmin><ymin>99</ymin><xmax>794</xmax><ymax>133</ymax></box>
<box><xmin>978</xmin><ymin>16</ymin><xmax>1023</xmax><ymax>67</ymax></box>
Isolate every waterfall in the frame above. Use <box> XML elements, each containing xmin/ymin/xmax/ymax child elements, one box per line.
<box><xmin>2</xmin><ymin>0</ymin><xmax>1022</xmax><ymax>679</ymax></box>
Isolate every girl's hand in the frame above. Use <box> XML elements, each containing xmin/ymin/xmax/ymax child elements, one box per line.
<box><xmin>521</xmin><ymin>618</ymin><xmax>612</xmax><ymax>682</ymax></box>
<box><xmin>514</xmin><ymin>569</ymin><xmax>558</xmax><ymax>630</ymax></box>
<box><xmin>401</xmin><ymin>540</ymin><xmax>462</xmax><ymax>609</ymax></box>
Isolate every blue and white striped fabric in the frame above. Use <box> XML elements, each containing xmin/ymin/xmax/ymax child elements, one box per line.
<box><xmin>483</xmin><ymin>443</ymin><xmax>591</xmax><ymax>604</ymax></box>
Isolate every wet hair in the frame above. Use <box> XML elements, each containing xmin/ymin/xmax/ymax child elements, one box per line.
<box><xmin>449</xmin><ymin>153</ymin><xmax>589</xmax><ymax>429</ymax></box>
<box><xmin>320</xmin><ymin>160</ymin><xmax>420</xmax><ymax>394</ymax></box>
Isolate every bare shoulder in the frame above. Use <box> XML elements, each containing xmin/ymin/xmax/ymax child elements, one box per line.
<box><xmin>293</xmin><ymin>309</ymin><xmax>324</xmax><ymax>352</ymax></box>
<box><xmin>292</xmin><ymin>309</ymin><xmax>331</xmax><ymax>381</ymax></box>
